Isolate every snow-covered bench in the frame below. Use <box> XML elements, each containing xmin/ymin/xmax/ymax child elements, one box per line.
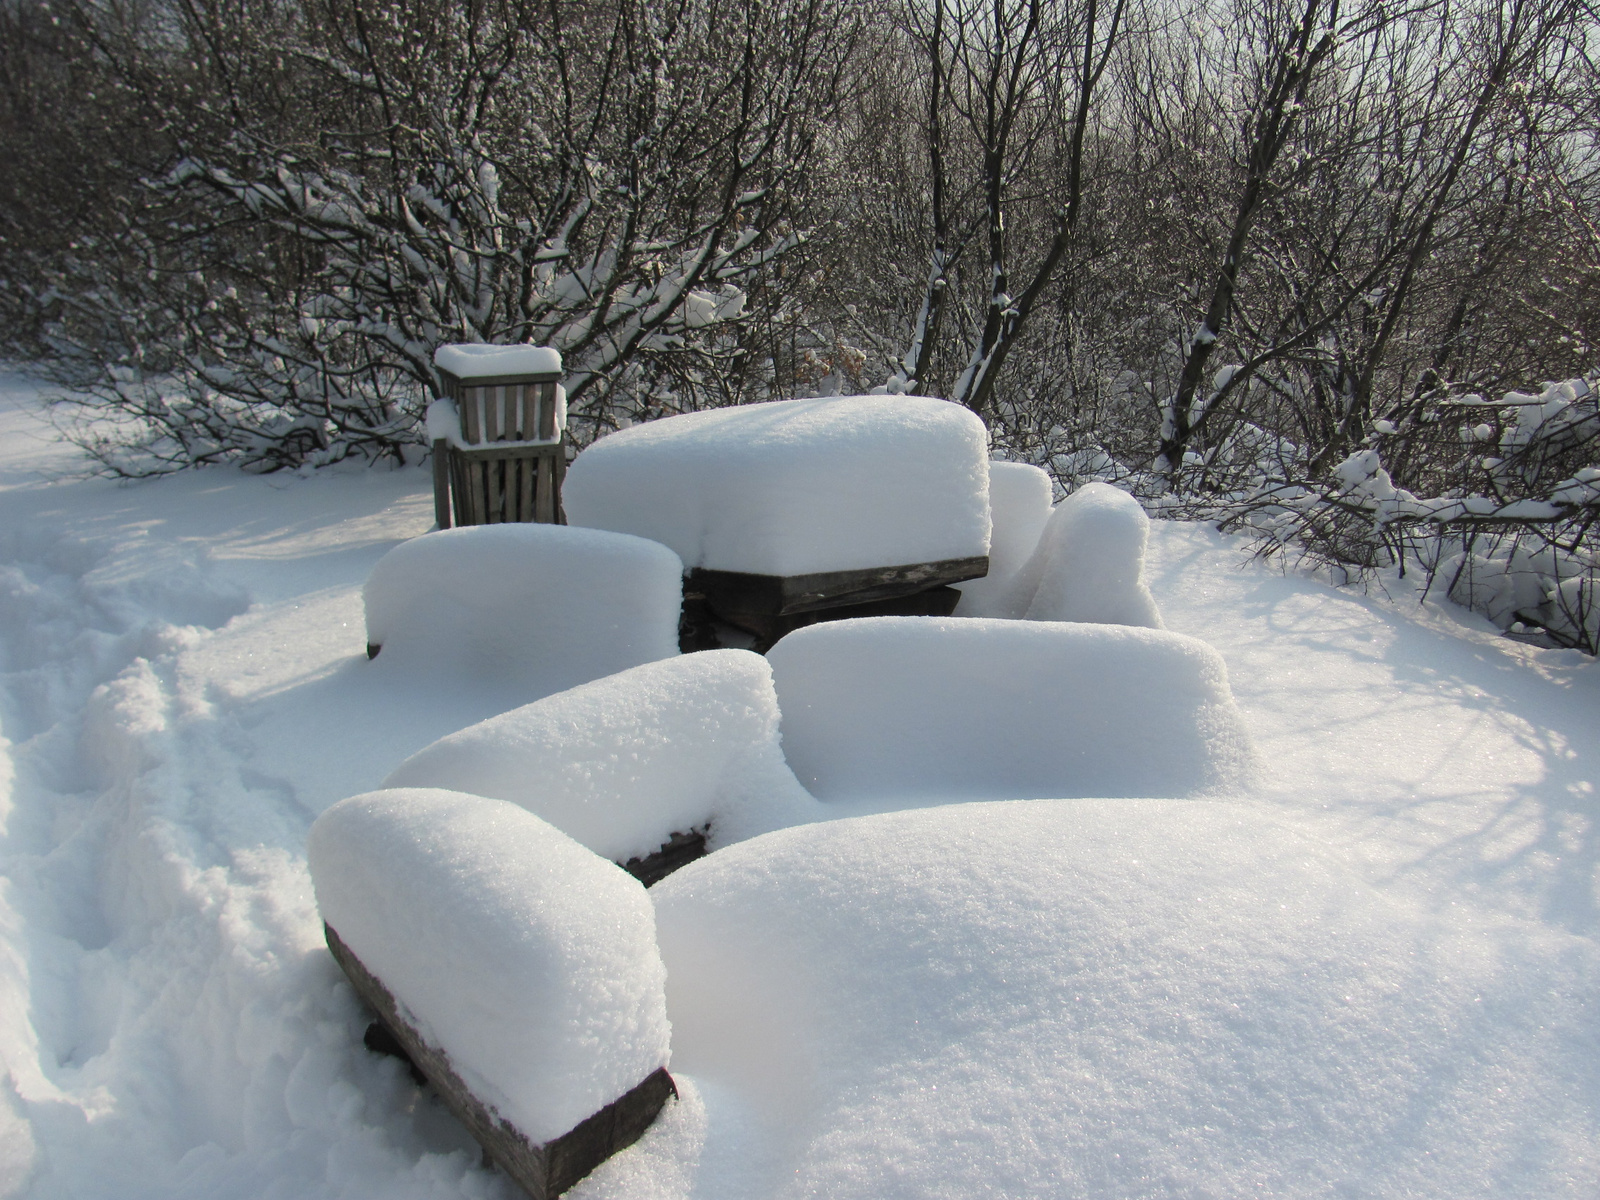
<box><xmin>563</xmin><ymin>395</ymin><xmax>993</xmax><ymax>648</ymax></box>
<box><xmin>429</xmin><ymin>344</ymin><xmax>567</xmax><ymax>528</ymax></box>
<box><xmin>308</xmin><ymin>654</ymin><xmax>822</xmax><ymax>1190</ymax></box>
<box><xmin>309</xmin><ymin>788</ymin><xmax>676</xmax><ymax>1200</ymax></box>
<box><xmin>361</xmin><ymin>523</ymin><xmax>682</xmax><ymax>697</ymax></box>
<box><xmin>767</xmin><ymin>616</ymin><xmax>1257</xmax><ymax>803</ymax></box>
<box><xmin>382</xmin><ymin>649</ymin><xmax>820</xmax><ymax>882</ymax></box>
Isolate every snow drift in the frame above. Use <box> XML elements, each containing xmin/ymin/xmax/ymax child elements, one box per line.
<box><xmin>382</xmin><ymin>650</ymin><xmax>822</xmax><ymax>863</ymax></box>
<box><xmin>562</xmin><ymin>395</ymin><xmax>991</xmax><ymax>576</ymax></box>
<box><xmin>307</xmin><ymin>787</ymin><xmax>670</xmax><ymax>1144</ymax></box>
<box><xmin>651</xmin><ymin>797</ymin><xmax>1600</xmax><ymax>1199</ymax></box>
<box><xmin>767</xmin><ymin>616</ymin><xmax>1256</xmax><ymax>803</ymax></box>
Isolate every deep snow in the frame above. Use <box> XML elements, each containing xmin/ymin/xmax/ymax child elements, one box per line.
<box><xmin>383</xmin><ymin>651</ymin><xmax>820</xmax><ymax>863</ymax></box>
<box><xmin>0</xmin><ymin>370</ymin><xmax>1597</xmax><ymax>1198</ymax></box>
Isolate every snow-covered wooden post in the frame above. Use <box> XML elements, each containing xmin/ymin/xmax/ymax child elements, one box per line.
<box><xmin>429</xmin><ymin>345</ymin><xmax>566</xmax><ymax>528</ymax></box>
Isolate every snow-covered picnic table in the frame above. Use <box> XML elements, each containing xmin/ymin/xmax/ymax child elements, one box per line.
<box><xmin>2</xmin><ymin>372</ymin><xmax>1596</xmax><ymax>1200</ymax></box>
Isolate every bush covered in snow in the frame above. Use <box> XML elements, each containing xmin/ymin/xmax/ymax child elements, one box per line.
<box><xmin>1224</xmin><ymin>374</ymin><xmax>1600</xmax><ymax>653</ymax></box>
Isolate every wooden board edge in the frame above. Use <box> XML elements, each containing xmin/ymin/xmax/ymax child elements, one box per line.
<box><xmin>688</xmin><ymin>555</ymin><xmax>989</xmax><ymax>617</ymax></box>
<box><xmin>324</xmin><ymin>924</ymin><xmax>674</xmax><ymax>1198</ymax></box>
<box><xmin>439</xmin><ymin>368</ymin><xmax>562</xmax><ymax>393</ymax></box>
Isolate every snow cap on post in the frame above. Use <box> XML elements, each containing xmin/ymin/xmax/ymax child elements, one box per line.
<box><xmin>433</xmin><ymin>343</ymin><xmax>562</xmax><ymax>380</ymax></box>
<box><xmin>308</xmin><ymin>787</ymin><xmax>671</xmax><ymax>1144</ymax></box>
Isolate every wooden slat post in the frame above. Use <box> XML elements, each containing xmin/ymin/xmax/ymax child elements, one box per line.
<box><xmin>434</xmin><ymin>354</ymin><xmax>565</xmax><ymax>527</ymax></box>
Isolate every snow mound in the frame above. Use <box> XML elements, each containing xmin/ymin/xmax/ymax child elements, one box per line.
<box><xmin>307</xmin><ymin>787</ymin><xmax>670</xmax><ymax>1144</ymax></box>
<box><xmin>953</xmin><ymin>460</ymin><xmax>1053</xmax><ymax>617</ymax></box>
<box><xmin>652</xmin><ymin>798</ymin><xmax>1600</xmax><ymax>1198</ymax></box>
<box><xmin>362</xmin><ymin>523</ymin><xmax>681</xmax><ymax>692</ymax></box>
<box><xmin>767</xmin><ymin>616</ymin><xmax>1256</xmax><ymax>803</ymax></box>
<box><xmin>382</xmin><ymin>650</ymin><xmax>823</xmax><ymax>863</ymax></box>
<box><xmin>562</xmin><ymin>396</ymin><xmax>991</xmax><ymax>576</ymax></box>
<box><xmin>1003</xmin><ymin>481</ymin><xmax>1162</xmax><ymax>626</ymax></box>
<box><xmin>433</xmin><ymin>343</ymin><xmax>561</xmax><ymax>378</ymax></box>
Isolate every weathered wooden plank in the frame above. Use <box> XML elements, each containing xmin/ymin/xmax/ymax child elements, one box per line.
<box><xmin>453</xmin><ymin>443</ymin><xmax>564</xmax><ymax>462</ymax></box>
<box><xmin>449</xmin><ymin>453</ymin><xmax>472</xmax><ymax>527</ymax></box>
<box><xmin>519</xmin><ymin>453</ymin><xmax>536</xmax><ymax>522</ymax></box>
<box><xmin>484</xmin><ymin>386</ymin><xmax>501</xmax><ymax>443</ymax></box>
<box><xmin>687</xmin><ymin>555</ymin><xmax>988</xmax><ymax>618</ymax></box>
<box><xmin>536</xmin><ymin>453</ymin><xmax>557</xmax><ymax>524</ymax></box>
<box><xmin>325</xmin><ymin>924</ymin><xmax>675</xmax><ymax>1200</ymax></box>
<box><xmin>468</xmin><ymin>460</ymin><xmax>488</xmax><ymax>525</ymax></box>
<box><xmin>439</xmin><ymin>369</ymin><xmax>562</xmax><ymax>394</ymax></box>
<box><xmin>460</xmin><ymin>386</ymin><xmax>482</xmax><ymax>444</ymax></box>
<box><xmin>521</xmin><ymin>383</ymin><xmax>539</xmax><ymax>440</ymax></box>
<box><xmin>432</xmin><ymin>439</ymin><xmax>453</xmax><ymax>530</ymax></box>
<box><xmin>486</xmin><ymin>453</ymin><xmax>504</xmax><ymax>523</ymax></box>
<box><xmin>538</xmin><ymin>381</ymin><xmax>557</xmax><ymax>442</ymax></box>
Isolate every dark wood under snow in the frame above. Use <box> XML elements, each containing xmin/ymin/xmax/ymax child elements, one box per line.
<box><xmin>325</xmin><ymin>924</ymin><xmax>675</xmax><ymax>1199</ymax></box>
<box><xmin>619</xmin><ymin>829</ymin><xmax>708</xmax><ymax>886</ymax></box>
<box><xmin>681</xmin><ymin>555</ymin><xmax>985</xmax><ymax>652</ymax></box>
<box><xmin>687</xmin><ymin>555</ymin><xmax>987</xmax><ymax>618</ymax></box>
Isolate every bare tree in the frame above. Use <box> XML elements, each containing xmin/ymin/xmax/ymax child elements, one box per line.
<box><xmin>41</xmin><ymin>0</ymin><xmax>860</xmax><ymax>472</ymax></box>
<box><xmin>883</xmin><ymin>0</ymin><xmax>1131</xmax><ymax>419</ymax></box>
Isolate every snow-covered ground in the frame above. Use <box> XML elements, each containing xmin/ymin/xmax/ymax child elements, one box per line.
<box><xmin>0</xmin><ymin>369</ymin><xmax>1596</xmax><ymax>1198</ymax></box>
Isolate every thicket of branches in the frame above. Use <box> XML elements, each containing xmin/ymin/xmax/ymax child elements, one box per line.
<box><xmin>3</xmin><ymin>0</ymin><xmax>1597</xmax><ymax>647</ymax></box>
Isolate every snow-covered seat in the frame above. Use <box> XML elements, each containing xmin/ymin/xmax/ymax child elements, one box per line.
<box><xmin>951</xmin><ymin>460</ymin><xmax>1055</xmax><ymax>616</ymax></box>
<box><xmin>362</xmin><ymin>523</ymin><xmax>682</xmax><ymax>696</ymax></box>
<box><xmin>766</xmin><ymin>616</ymin><xmax>1257</xmax><ymax>804</ymax></box>
<box><xmin>957</xmin><ymin>478</ymin><xmax>1163</xmax><ymax>626</ymax></box>
<box><xmin>562</xmin><ymin>395</ymin><xmax>993</xmax><ymax>647</ymax></box>
<box><xmin>382</xmin><ymin>650</ymin><xmax>821</xmax><ymax>880</ymax></box>
<box><xmin>308</xmin><ymin>787</ymin><xmax>675</xmax><ymax>1199</ymax></box>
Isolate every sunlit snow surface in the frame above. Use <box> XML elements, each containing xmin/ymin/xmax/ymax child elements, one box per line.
<box><xmin>0</xmin><ymin>371</ymin><xmax>1597</xmax><ymax>1197</ymax></box>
